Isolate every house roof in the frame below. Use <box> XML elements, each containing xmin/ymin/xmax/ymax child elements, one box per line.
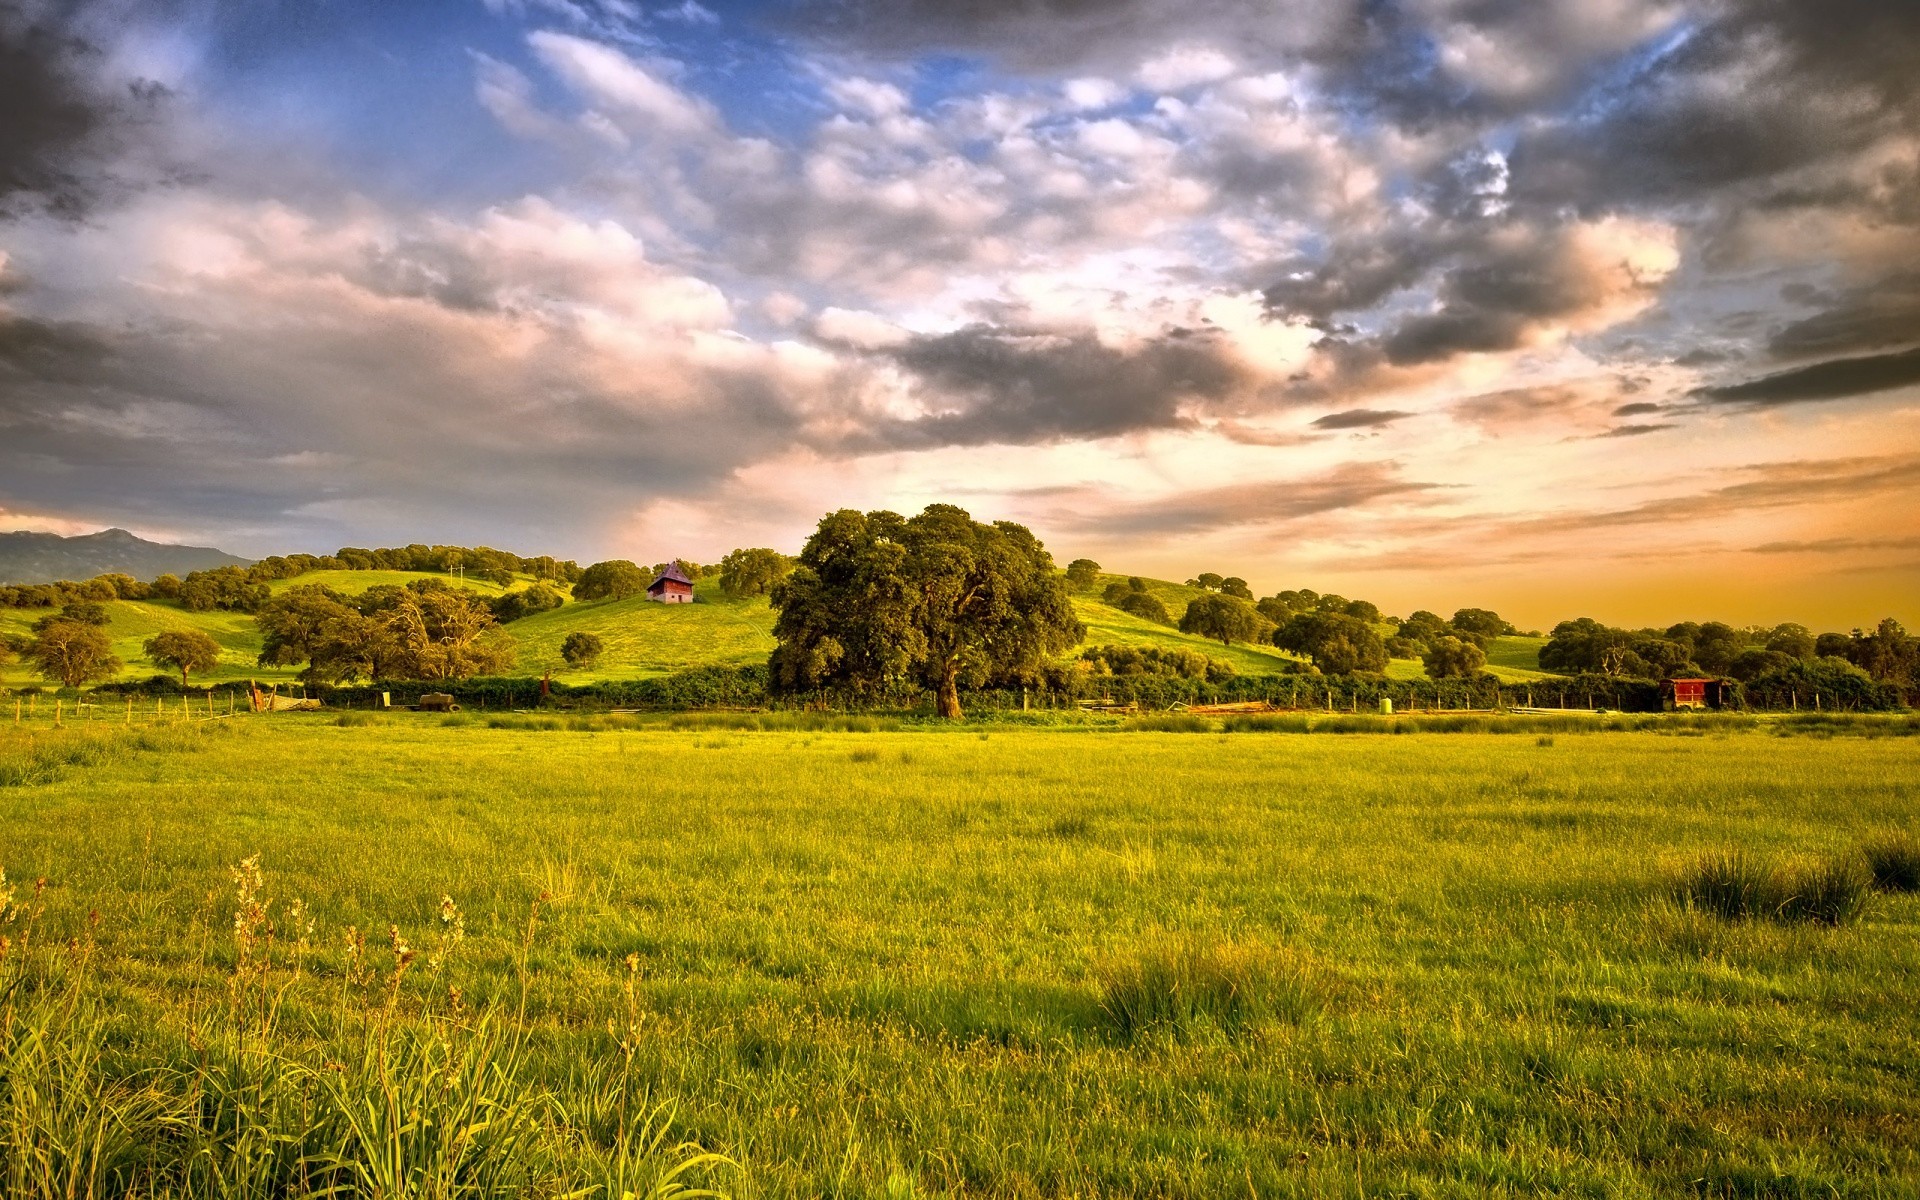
<box><xmin>649</xmin><ymin>562</ymin><xmax>693</xmax><ymax>588</ymax></box>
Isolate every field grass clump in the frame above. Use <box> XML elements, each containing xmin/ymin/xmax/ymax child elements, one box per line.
<box><xmin>1123</xmin><ymin>713</ymin><xmax>1214</xmax><ymax>733</ymax></box>
<box><xmin>1096</xmin><ymin>941</ymin><xmax>1321</xmax><ymax>1041</ymax></box>
<box><xmin>1862</xmin><ymin>830</ymin><xmax>1920</xmax><ymax>893</ymax></box>
<box><xmin>1676</xmin><ymin>851</ymin><xmax>1874</xmax><ymax>924</ymax></box>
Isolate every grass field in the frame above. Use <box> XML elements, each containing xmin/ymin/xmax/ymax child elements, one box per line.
<box><xmin>0</xmin><ymin>600</ymin><xmax>299</xmax><ymax>688</ymax></box>
<box><xmin>0</xmin><ymin>715</ymin><xmax>1914</xmax><ymax>1196</ymax></box>
<box><xmin>510</xmin><ymin>580</ymin><xmax>778</xmax><ymax>679</ymax></box>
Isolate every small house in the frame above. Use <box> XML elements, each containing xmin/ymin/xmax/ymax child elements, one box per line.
<box><xmin>647</xmin><ymin>562</ymin><xmax>695</xmax><ymax>603</ymax></box>
<box><xmin>1664</xmin><ymin>677</ymin><xmax>1731</xmax><ymax>711</ymax></box>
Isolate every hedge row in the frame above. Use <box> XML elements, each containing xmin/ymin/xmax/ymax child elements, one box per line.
<box><xmin>59</xmin><ymin>661</ymin><xmax>1905</xmax><ymax>713</ymax></box>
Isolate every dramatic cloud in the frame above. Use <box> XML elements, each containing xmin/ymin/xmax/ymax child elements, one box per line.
<box><xmin>1696</xmin><ymin>347</ymin><xmax>1920</xmax><ymax>407</ymax></box>
<box><xmin>1312</xmin><ymin>408</ymin><xmax>1411</xmax><ymax>430</ymax></box>
<box><xmin>0</xmin><ymin>0</ymin><xmax>1914</xmax><ymax>625</ymax></box>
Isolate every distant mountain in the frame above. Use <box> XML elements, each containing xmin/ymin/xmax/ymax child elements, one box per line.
<box><xmin>0</xmin><ymin>528</ymin><xmax>250</xmax><ymax>585</ymax></box>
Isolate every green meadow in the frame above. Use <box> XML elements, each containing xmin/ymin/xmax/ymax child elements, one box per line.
<box><xmin>0</xmin><ymin>713</ymin><xmax>1915</xmax><ymax>1197</ymax></box>
<box><xmin>3</xmin><ymin>569</ymin><xmax>1501</xmax><ymax>688</ymax></box>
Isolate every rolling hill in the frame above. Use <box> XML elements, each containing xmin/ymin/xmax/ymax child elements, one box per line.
<box><xmin>1</xmin><ymin>564</ymin><xmax>1551</xmax><ymax>689</ymax></box>
<box><xmin>0</xmin><ymin>528</ymin><xmax>248</xmax><ymax>585</ymax></box>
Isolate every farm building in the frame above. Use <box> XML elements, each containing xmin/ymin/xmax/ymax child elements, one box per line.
<box><xmin>647</xmin><ymin>562</ymin><xmax>695</xmax><ymax>603</ymax></box>
<box><xmin>1664</xmin><ymin>677</ymin><xmax>1733</xmax><ymax>710</ymax></box>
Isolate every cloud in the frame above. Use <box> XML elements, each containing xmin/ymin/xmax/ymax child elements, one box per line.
<box><xmin>1594</xmin><ymin>422</ymin><xmax>1673</xmax><ymax>437</ymax></box>
<box><xmin>859</xmin><ymin>322</ymin><xmax>1255</xmax><ymax>448</ymax></box>
<box><xmin>1376</xmin><ymin>217</ymin><xmax>1678</xmax><ymax>366</ymax></box>
<box><xmin>1311</xmin><ymin>408</ymin><xmax>1411</xmax><ymax>429</ymax></box>
<box><xmin>1765</xmin><ymin>272</ymin><xmax>1920</xmax><ymax>360</ymax></box>
<box><xmin>529</xmin><ymin>31</ymin><xmax>718</xmax><ymax>138</ymax></box>
<box><xmin>1748</xmin><ymin>535</ymin><xmax>1920</xmax><ymax>555</ymax></box>
<box><xmin>1054</xmin><ymin>461</ymin><xmax>1435</xmax><ymax>536</ymax></box>
<box><xmin>0</xmin><ymin>3</ymin><xmax>167</xmax><ymax>218</ymax></box>
<box><xmin>1695</xmin><ymin>347</ymin><xmax>1920</xmax><ymax>407</ymax></box>
<box><xmin>1137</xmin><ymin>46</ymin><xmax>1237</xmax><ymax>92</ymax></box>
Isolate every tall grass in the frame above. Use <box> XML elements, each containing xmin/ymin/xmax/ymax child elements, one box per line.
<box><xmin>0</xmin><ymin>720</ymin><xmax>1915</xmax><ymax>1196</ymax></box>
<box><xmin>1675</xmin><ymin>851</ymin><xmax>1873</xmax><ymax>924</ymax></box>
<box><xmin>0</xmin><ymin>857</ymin><xmax>732</xmax><ymax>1200</ymax></box>
<box><xmin>1862</xmin><ymin>830</ymin><xmax>1920</xmax><ymax>893</ymax></box>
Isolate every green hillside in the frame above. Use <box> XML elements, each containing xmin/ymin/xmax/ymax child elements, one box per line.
<box><xmin>265</xmin><ymin>569</ymin><xmax>520</xmax><ymax>597</ymax></box>
<box><xmin>509</xmin><ymin>580</ymin><xmax>776</xmax><ymax>680</ymax></box>
<box><xmin>0</xmin><ymin>600</ymin><xmax>300</xmax><ymax>688</ymax></box>
<box><xmin>2</xmin><ymin>566</ymin><xmax>1556</xmax><ymax>689</ymax></box>
<box><xmin>1483</xmin><ymin>635</ymin><xmax>1552</xmax><ymax>682</ymax></box>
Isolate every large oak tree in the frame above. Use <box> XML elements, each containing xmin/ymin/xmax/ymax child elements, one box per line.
<box><xmin>769</xmin><ymin>505</ymin><xmax>1083</xmax><ymax>718</ymax></box>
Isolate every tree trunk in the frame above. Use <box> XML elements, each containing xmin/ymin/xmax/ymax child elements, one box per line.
<box><xmin>936</xmin><ymin>662</ymin><xmax>964</xmax><ymax>719</ymax></box>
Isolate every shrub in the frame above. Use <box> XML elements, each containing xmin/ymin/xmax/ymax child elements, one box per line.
<box><xmin>1124</xmin><ymin>714</ymin><xmax>1213</xmax><ymax>733</ymax></box>
<box><xmin>1676</xmin><ymin>851</ymin><xmax>1872</xmax><ymax>924</ymax></box>
<box><xmin>1675</xmin><ymin>851</ymin><xmax>1778</xmax><ymax>921</ymax></box>
<box><xmin>1862</xmin><ymin>831</ymin><xmax>1920</xmax><ymax>893</ymax></box>
<box><xmin>1773</xmin><ymin>857</ymin><xmax>1872</xmax><ymax>925</ymax></box>
<box><xmin>1096</xmin><ymin>941</ymin><xmax>1318</xmax><ymax>1041</ymax></box>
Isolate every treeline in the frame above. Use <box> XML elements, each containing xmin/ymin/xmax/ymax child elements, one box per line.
<box><xmin>1542</xmin><ymin>616</ymin><xmax>1918</xmax><ymax>699</ymax></box>
<box><xmin>88</xmin><ymin>656</ymin><xmax>1895</xmax><ymax>713</ymax></box>
<box><xmin>1072</xmin><ymin>559</ymin><xmax>1513</xmax><ymax>679</ymax></box>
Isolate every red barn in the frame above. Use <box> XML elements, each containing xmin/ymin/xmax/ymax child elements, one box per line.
<box><xmin>1665</xmin><ymin>677</ymin><xmax>1731</xmax><ymax>710</ymax></box>
<box><xmin>647</xmin><ymin>562</ymin><xmax>695</xmax><ymax>603</ymax></box>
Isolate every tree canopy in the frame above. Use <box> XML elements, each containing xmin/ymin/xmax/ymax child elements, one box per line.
<box><xmin>1274</xmin><ymin>611</ymin><xmax>1388</xmax><ymax>674</ymax></box>
<box><xmin>1178</xmin><ymin>593</ymin><xmax>1267</xmax><ymax>646</ymax></box>
<box><xmin>1421</xmin><ymin>635</ymin><xmax>1486</xmax><ymax>679</ymax></box>
<box><xmin>573</xmin><ymin>560</ymin><xmax>649</xmax><ymax>601</ymax></box>
<box><xmin>1064</xmin><ymin>558</ymin><xmax>1101</xmax><ymax>589</ymax></box>
<box><xmin>29</xmin><ymin>619</ymin><xmax>121</xmax><ymax>687</ymax></box>
<box><xmin>718</xmin><ymin>548</ymin><xmax>794</xmax><ymax>598</ymax></box>
<box><xmin>561</xmin><ymin>631</ymin><xmax>604</xmax><ymax>668</ymax></box>
<box><xmin>144</xmin><ymin>630</ymin><xmax>222</xmax><ymax>687</ymax></box>
<box><xmin>769</xmin><ymin>505</ymin><xmax>1083</xmax><ymax>717</ymax></box>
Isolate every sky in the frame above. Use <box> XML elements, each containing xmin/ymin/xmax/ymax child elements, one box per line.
<box><xmin>1</xmin><ymin>0</ymin><xmax>1917</xmax><ymax>630</ymax></box>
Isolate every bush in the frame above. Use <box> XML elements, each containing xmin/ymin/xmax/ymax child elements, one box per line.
<box><xmin>1774</xmin><ymin>857</ymin><xmax>1873</xmax><ymax>925</ymax></box>
<box><xmin>1675</xmin><ymin>851</ymin><xmax>1777</xmax><ymax>920</ymax></box>
<box><xmin>1096</xmin><ymin>941</ymin><xmax>1318</xmax><ymax>1041</ymax></box>
<box><xmin>1862</xmin><ymin>831</ymin><xmax>1920</xmax><ymax>892</ymax></box>
<box><xmin>1124</xmin><ymin>714</ymin><xmax>1213</xmax><ymax>732</ymax></box>
<box><xmin>1676</xmin><ymin>851</ymin><xmax>1872</xmax><ymax>924</ymax></box>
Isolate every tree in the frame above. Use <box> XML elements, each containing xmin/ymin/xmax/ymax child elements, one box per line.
<box><xmin>1117</xmin><ymin>591</ymin><xmax>1172</xmax><ymax>625</ymax></box>
<box><xmin>179</xmin><ymin>567</ymin><xmax>269</xmax><ymax>613</ymax></box>
<box><xmin>1219</xmin><ymin>576</ymin><xmax>1254</xmax><ymax>600</ymax></box>
<box><xmin>1178</xmin><ymin>593</ymin><xmax>1266</xmax><ymax>646</ymax></box>
<box><xmin>380</xmin><ymin>587</ymin><xmax>516</xmax><ymax>680</ymax></box>
<box><xmin>1628</xmin><ymin>637</ymin><xmax>1694</xmax><ymax>679</ymax></box>
<box><xmin>38</xmin><ymin>601</ymin><xmax>110</xmax><ymax>628</ymax></box>
<box><xmin>1187</xmin><ymin>572</ymin><xmax>1226</xmax><ymax>590</ymax></box>
<box><xmin>491</xmin><ymin>582</ymin><xmax>564</xmax><ymax>622</ymax></box>
<box><xmin>562</xmin><ymin>631</ymin><xmax>604</xmax><ymax>669</ymax></box>
<box><xmin>1689</xmin><ymin>622</ymin><xmax>1745</xmax><ymax>673</ymax></box>
<box><xmin>1729</xmin><ymin>648</ymin><xmax>1794</xmax><ymax>682</ymax></box>
<box><xmin>769</xmin><ymin>505</ymin><xmax>1083</xmax><ymax>718</ymax></box>
<box><xmin>144</xmin><ymin>630</ymin><xmax>222</xmax><ymax>687</ymax></box>
<box><xmin>1343</xmin><ymin>598</ymin><xmax>1382</xmax><ymax>623</ymax></box>
<box><xmin>1422</xmin><ymin>635</ymin><xmax>1486</xmax><ymax>679</ymax></box>
<box><xmin>1766</xmin><ymin>623</ymin><xmax>1815</xmax><ymax>659</ymax></box>
<box><xmin>257</xmin><ymin>586</ymin><xmax>358</xmax><ymax>677</ymax></box>
<box><xmin>1065</xmin><ymin>558</ymin><xmax>1102</xmax><ymax>589</ymax></box>
<box><xmin>1849</xmin><ymin>618</ymin><xmax>1919</xmax><ymax>688</ymax></box>
<box><xmin>1450</xmin><ymin>608</ymin><xmax>1514</xmax><ymax>637</ymax></box>
<box><xmin>718</xmin><ymin>548</ymin><xmax>794</xmax><ymax>598</ymax></box>
<box><xmin>1541</xmin><ymin>618</ymin><xmax>1638</xmax><ymax>675</ymax></box>
<box><xmin>29</xmin><ymin>620</ymin><xmax>121</xmax><ymax>688</ymax></box>
<box><xmin>1274</xmin><ymin>612</ymin><xmax>1388</xmax><ymax>674</ymax></box>
<box><xmin>574</xmin><ymin>560</ymin><xmax>649</xmax><ymax>601</ymax></box>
